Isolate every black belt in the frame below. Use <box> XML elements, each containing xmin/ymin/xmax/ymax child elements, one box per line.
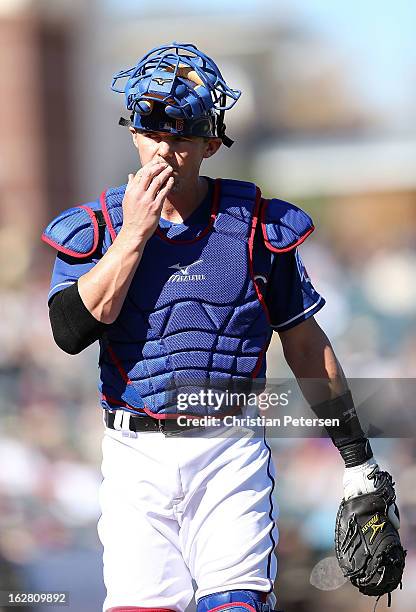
<box><xmin>104</xmin><ymin>410</ymin><xmax>204</xmax><ymax>434</ymax></box>
<box><xmin>104</xmin><ymin>409</ymin><xmax>243</xmax><ymax>434</ymax></box>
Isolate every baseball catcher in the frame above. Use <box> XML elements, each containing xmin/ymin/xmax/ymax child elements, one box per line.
<box><xmin>42</xmin><ymin>42</ymin><xmax>405</xmax><ymax>612</ymax></box>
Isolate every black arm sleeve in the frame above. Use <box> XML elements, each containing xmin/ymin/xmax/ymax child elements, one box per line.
<box><xmin>49</xmin><ymin>282</ymin><xmax>108</xmax><ymax>354</ymax></box>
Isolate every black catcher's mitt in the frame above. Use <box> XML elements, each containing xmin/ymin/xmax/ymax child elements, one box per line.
<box><xmin>335</xmin><ymin>469</ymin><xmax>406</xmax><ymax>605</ymax></box>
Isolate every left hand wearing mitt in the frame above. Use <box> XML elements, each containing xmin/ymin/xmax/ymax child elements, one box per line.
<box><xmin>335</xmin><ymin>460</ymin><xmax>406</xmax><ymax>606</ymax></box>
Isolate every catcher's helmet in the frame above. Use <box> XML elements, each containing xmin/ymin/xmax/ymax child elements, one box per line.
<box><xmin>111</xmin><ymin>42</ymin><xmax>241</xmax><ymax>147</ymax></box>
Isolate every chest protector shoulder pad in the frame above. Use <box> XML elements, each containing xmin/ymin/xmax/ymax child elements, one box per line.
<box><xmin>261</xmin><ymin>197</ymin><xmax>314</xmax><ymax>252</ymax></box>
<box><xmin>41</xmin><ymin>203</ymin><xmax>104</xmax><ymax>258</ymax></box>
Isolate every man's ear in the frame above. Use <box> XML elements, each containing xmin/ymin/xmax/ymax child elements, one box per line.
<box><xmin>203</xmin><ymin>138</ymin><xmax>222</xmax><ymax>159</ymax></box>
<box><xmin>129</xmin><ymin>127</ymin><xmax>139</xmax><ymax>148</ymax></box>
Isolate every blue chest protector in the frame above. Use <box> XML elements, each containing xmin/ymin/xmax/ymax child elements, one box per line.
<box><xmin>43</xmin><ymin>178</ymin><xmax>314</xmax><ymax>417</ymax></box>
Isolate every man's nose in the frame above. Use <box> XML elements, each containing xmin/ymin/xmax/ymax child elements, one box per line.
<box><xmin>157</xmin><ymin>139</ymin><xmax>174</xmax><ymax>158</ymax></box>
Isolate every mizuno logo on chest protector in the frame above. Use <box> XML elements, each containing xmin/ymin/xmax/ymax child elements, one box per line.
<box><xmin>168</xmin><ymin>259</ymin><xmax>206</xmax><ymax>282</ymax></box>
<box><xmin>169</xmin><ymin>259</ymin><xmax>203</xmax><ymax>274</ymax></box>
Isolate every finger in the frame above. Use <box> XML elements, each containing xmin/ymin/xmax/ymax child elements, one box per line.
<box><xmin>133</xmin><ymin>161</ymin><xmax>163</xmax><ymax>181</ymax></box>
<box><xmin>155</xmin><ymin>176</ymin><xmax>175</xmax><ymax>205</ymax></box>
<box><xmin>137</xmin><ymin>162</ymin><xmax>169</xmax><ymax>190</ymax></box>
<box><xmin>147</xmin><ymin>166</ymin><xmax>174</xmax><ymax>199</ymax></box>
<box><xmin>124</xmin><ymin>173</ymin><xmax>135</xmax><ymax>193</ymax></box>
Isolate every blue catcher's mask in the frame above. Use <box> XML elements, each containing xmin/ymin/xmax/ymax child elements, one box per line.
<box><xmin>111</xmin><ymin>42</ymin><xmax>241</xmax><ymax>147</ymax></box>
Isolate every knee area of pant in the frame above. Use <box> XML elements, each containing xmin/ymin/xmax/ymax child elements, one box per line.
<box><xmin>196</xmin><ymin>590</ymin><xmax>270</xmax><ymax>612</ymax></box>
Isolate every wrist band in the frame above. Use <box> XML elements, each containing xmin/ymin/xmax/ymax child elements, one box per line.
<box><xmin>339</xmin><ymin>438</ymin><xmax>373</xmax><ymax>467</ymax></box>
<box><xmin>311</xmin><ymin>390</ymin><xmax>373</xmax><ymax>467</ymax></box>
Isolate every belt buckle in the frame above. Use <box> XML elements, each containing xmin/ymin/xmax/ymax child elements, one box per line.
<box><xmin>158</xmin><ymin>418</ymin><xmax>180</xmax><ymax>436</ymax></box>
<box><xmin>170</xmin><ymin>417</ymin><xmax>205</xmax><ymax>437</ymax></box>
<box><xmin>163</xmin><ymin>416</ymin><xmax>194</xmax><ymax>437</ymax></box>
<box><xmin>157</xmin><ymin>419</ymin><xmax>180</xmax><ymax>435</ymax></box>
<box><xmin>158</xmin><ymin>416</ymin><xmax>204</xmax><ymax>437</ymax></box>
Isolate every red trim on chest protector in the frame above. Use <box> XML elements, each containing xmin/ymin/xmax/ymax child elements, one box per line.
<box><xmin>248</xmin><ymin>193</ymin><xmax>271</xmax><ymax>325</ymax></box>
<box><xmin>155</xmin><ymin>178</ymin><xmax>220</xmax><ymax>244</ymax></box>
<box><xmin>100</xmin><ymin>189</ymin><xmax>117</xmax><ymax>242</ymax></box>
<box><xmin>247</xmin><ymin>191</ymin><xmax>271</xmax><ymax>379</ymax></box>
<box><xmin>207</xmin><ymin>604</ymin><xmax>257</xmax><ymax>612</ymax></box>
<box><xmin>141</xmin><ymin>404</ymin><xmax>243</xmax><ymax>420</ymax></box>
<box><xmin>260</xmin><ymin>198</ymin><xmax>315</xmax><ymax>253</ymax></box>
<box><xmin>100</xmin><ymin>393</ymin><xmax>146</xmax><ymax>413</ymax></box>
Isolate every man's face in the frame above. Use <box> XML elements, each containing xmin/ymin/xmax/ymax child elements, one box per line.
<box><xmin>131</xmin><ymin>130</ymin><xmax>221</xmax><ymax>191</ymax></box>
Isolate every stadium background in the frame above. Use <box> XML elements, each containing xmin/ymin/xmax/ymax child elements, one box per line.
<box><xmin>0</xmin><ymin>1</ymin><xmax>415</xmax><ymax>610</ymax></box>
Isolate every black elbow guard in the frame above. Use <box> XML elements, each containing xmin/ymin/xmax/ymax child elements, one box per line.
<box><xmin>49</xmin><ymin>282</ymin><xmax>107</xmax><ymax>354</ymax></box>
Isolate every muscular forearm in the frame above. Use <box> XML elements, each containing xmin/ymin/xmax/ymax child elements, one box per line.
<box><xmin>280</xmin><ymin>319</ymin><xmax>348</xmax><ymax>406</ymax></box>
<box><xmin>78</xmin><ymin>229</ymin><xmax>146</xmax><ymax>324</ymax></box>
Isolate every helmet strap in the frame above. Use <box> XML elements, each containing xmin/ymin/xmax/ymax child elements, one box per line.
<box><xmin>119</xmin><ymin>116</ymin><xmax>132</xmax><ymax>127</ymax></box>
<box><xmin>217</xmin><ymin>94</ymin><xmax>234</xmax><ymax>147</ymax></box>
